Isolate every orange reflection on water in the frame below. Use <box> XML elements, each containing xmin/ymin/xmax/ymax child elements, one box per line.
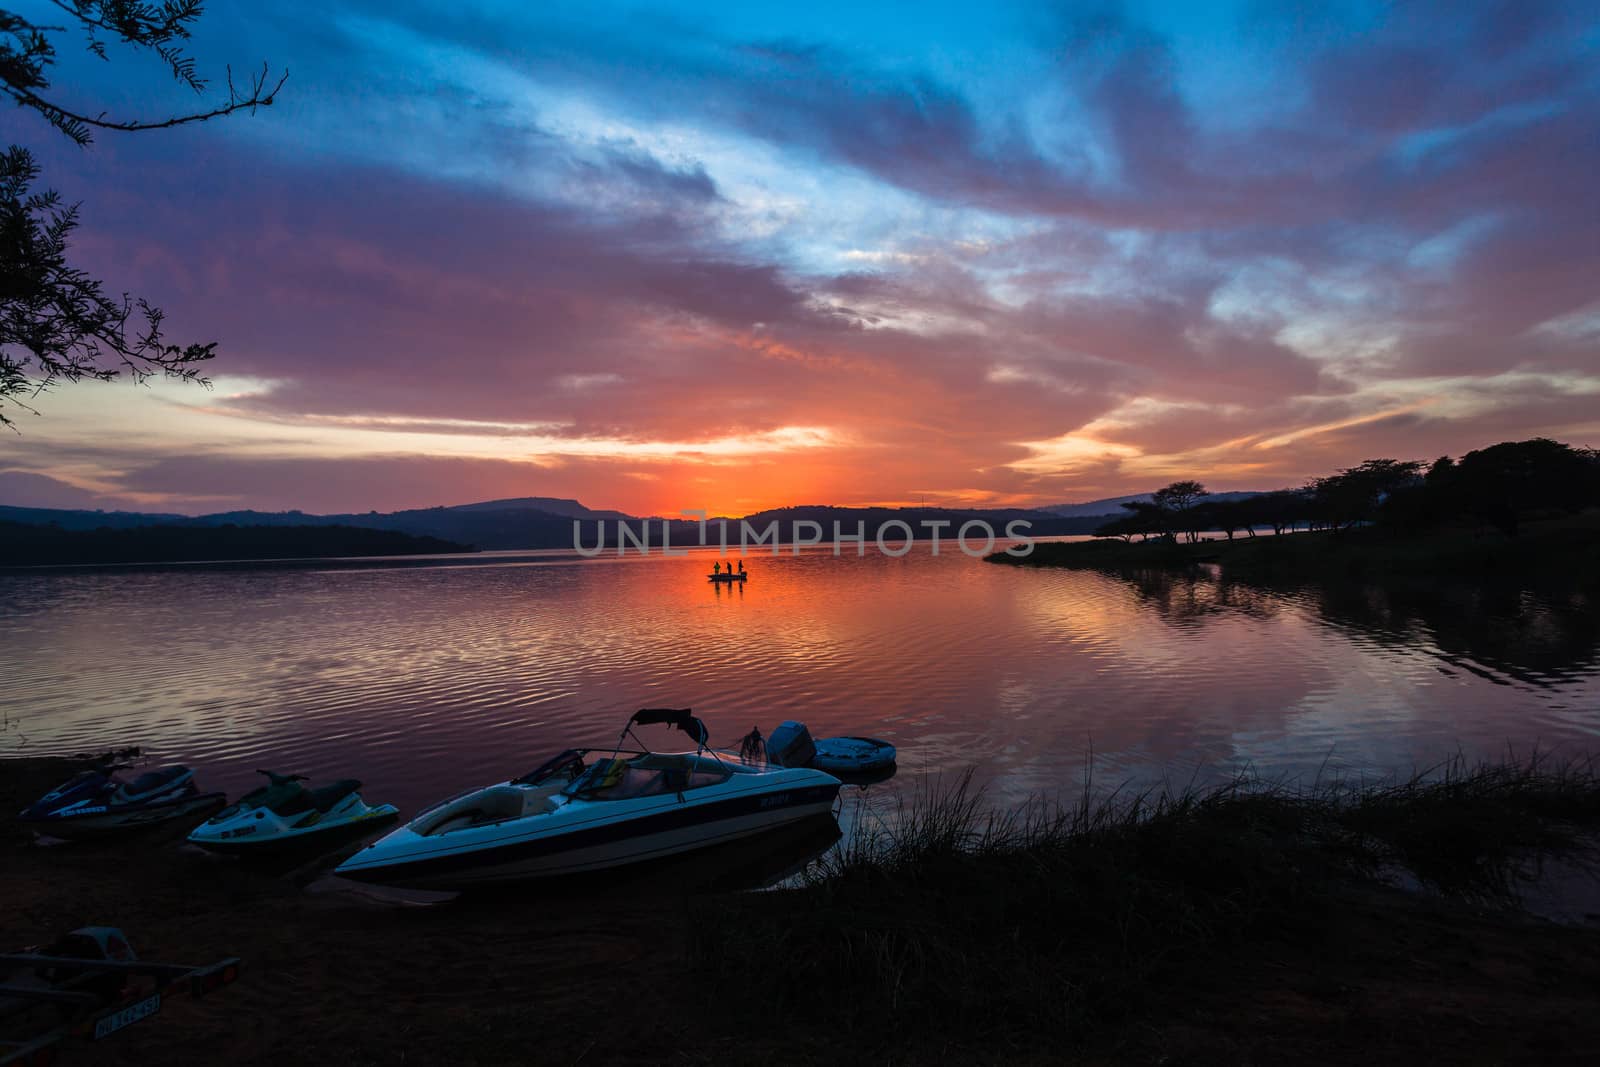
<box><xmin>1</xmin><ymin>545</ymin><xmax>1596</xmax><ymax>815</ymax></box>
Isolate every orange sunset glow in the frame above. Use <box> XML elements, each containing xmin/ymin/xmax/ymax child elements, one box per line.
<box><xmin>1</xmin><ymin>1</ymin><xmax>1596</xmax><ymax>519</ymax></box>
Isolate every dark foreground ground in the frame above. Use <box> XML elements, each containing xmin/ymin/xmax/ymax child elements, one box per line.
<box><xmin>3</xmin><ymin>754</ymin><xmax>1599</xmax><ymax>1066</ymax></box>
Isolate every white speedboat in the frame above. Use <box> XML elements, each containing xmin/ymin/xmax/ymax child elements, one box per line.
<box><xmin>334</xmin><ymin>709</ymin><xmax>841</xmax><ymax>890</ymax></box>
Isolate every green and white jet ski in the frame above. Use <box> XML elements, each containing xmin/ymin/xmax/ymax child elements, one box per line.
<box><xmin>187</xmin><ymin>770</ymin><xmax>399</xmax><ymax>858</ymax></box>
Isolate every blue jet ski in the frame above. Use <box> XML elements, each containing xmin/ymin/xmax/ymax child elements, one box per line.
<box><xmin>19</xmin><ymin>762</ymin><xmax>226</xmax><ymax>840</ymax></box>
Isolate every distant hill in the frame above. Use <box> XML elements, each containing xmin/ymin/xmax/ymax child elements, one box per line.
<box><xmin>1038</xmin><ymin>491</ymin><xmax>1266</xmax><ymax>520</ymax></box>
<box><xmin>0</xmin><ymin>491</ymin><xmax>1274</xmax><ymax>554</ymax></box>
<box><xmin>0</xmin><ymin>505</ymin><xmax>193</xmax><ymax>531</ymax></box>
<box><xmin>0</xmin><ymin>499</ymin><xmax>1110</xmax><ymax>551</ymax></box>
<box><xmin>0</xmin><ymin>521</ymin><xmax>473</xmax><ymax>567</ymax></box>
<box><xmin>1037</xmin><ymin>494</ymin><xmax>1155</xmax><ymax>519</ymax></box>
<box><xmin>0</xmin><ymin>501</ymin><xmax>606</xmax><ymax>550</ymax></box>
<box><xmin>657</xmin><ymin>505</ymin><xmax>1108</xmax><ymax>547</ymax></box>
<box><xmin>442</xmin><ymin>497</ymin><xmax>632</xmax><ymax>521</ymax></box>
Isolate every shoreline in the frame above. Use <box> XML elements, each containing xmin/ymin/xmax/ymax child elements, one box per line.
<box><xmin>0</xmin><ymin>535</ymin><xmax>1045</xmax><ymax>577</ymax></box>
<box><xmin>0</xmin><ymin>522</ymin><xmax>476</xmax><ymax>573</ymax></box>
<box><xmin>5</xmin><ymin>753</ymin><xmax>1600</xmax><ymax>1064</ymax></box>
<box><xmin>986</xmin><ymin>512</ymin><xmax>1600</xmax><ymax>585</ymax></box>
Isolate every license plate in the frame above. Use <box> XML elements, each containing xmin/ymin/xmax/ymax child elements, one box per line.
<box><xmin>92</xmin><ymin>993</ymin><xmax>161</xmax><ymax>1039</ymax></box>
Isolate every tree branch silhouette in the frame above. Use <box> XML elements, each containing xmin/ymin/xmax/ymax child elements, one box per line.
<box><xmin>0</xmin><ymin>2</ymin><xmax>285</xmax><ymax>424</ymax></box>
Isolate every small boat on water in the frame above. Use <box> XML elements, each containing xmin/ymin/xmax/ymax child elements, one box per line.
<box><xmin>812</xmin><ymin>737</ymin><xmax>898</xmax><ymax>775</ymax></box>
<box><xmin>768</xmin><ymin>721</ymin><xmax>897</xmax><ymax>777</ymax></box>
<box><xmin>334</xmin><ymin>709</ymin><xmax>840</xmax><ymax>891</ymax></box>
<box><xmin>708</xmin><ymin>571</ymin><xmax>748</xmax><ymax>582</ymax></box>
<box><xmin>187</xmin><ymin>770</ymin><xmax>399</xmax><ymax>857</ymax></box>
<box><xmin>18</xmin><ymin>762</ymin><xmax>225</xmax><ymax>840</ymax></box>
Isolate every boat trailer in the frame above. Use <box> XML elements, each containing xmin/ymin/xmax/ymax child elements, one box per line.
<box><xmin>0</xmin><ymin>927</ymin><xmax>240</xmax><ymax>1065</ymax></box>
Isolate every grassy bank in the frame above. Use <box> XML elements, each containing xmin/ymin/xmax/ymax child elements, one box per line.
<box><xmin>695</xmin><ymin>758</ymin><xmax>1600</xmax><ymax>1060</ymax></box>
<box><xmin>989</xmin><ymin>512</ymin><xmax>1600</xmax><ymax>585</ymax></box>
<box><xmin>4</xmin><ymin>753</ymin><xmax>1600</xmax><ymax>1064</ymax></box>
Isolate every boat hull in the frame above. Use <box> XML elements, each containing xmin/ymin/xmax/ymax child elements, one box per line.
<box><xmin>188</xmin><ymin>808</ymin><xmax>399</xmax><ymax>858</ymax></box>
<box><xmin>19</xmin><ymin>792</ymin><xmax>226</xmax><ymax>840</ymax></box>
<box><xmin>338</xmin><ymin>782</ymin><xmax>839</xmax><ymax>891</ymax></box>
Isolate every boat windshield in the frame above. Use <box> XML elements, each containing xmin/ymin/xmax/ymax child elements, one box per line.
<box><xmin>564</xmin><ymin>754</ymin><xmax>730</xmax><ymax>802</ymax></box>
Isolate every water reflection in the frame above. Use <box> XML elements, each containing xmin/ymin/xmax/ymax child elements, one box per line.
<box><xmin>1296</xmin><ymin>579</ymin><xmax>1599</xmax><ymax>689</ymax></box>
<box><xmin>711</xmin><ymin>577</ymin><xmax>746</xmax><ymax>601</ymax></box>
<box><xmin>1</xmin><ymin>547</ymin><xmax>1597</xmax><ymax>818</ymax></box>
<box><xmin>1099</xmin><ymin>566</ymin><xmax>1600</xmax><ymax>690</ymax></box>
<box><xmin>1115</xmin><ymin>566</ymin><xmax>1282</xmax><ymax>626</ymax></box>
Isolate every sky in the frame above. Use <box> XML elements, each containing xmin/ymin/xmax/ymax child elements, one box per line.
<box><xmin>1</xmin><ymin>0</ymin><xmax>1597</xmax><ymax>516</ymax></box>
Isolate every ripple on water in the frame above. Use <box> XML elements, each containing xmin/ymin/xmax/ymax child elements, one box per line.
<box><xmin>1</xmin><ymin>549</ymin><xmax>1597</xmax><ymax>811</ymax></box>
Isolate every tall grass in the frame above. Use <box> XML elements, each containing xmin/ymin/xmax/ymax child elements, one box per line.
<box><xmin>692</xmin><ymin>755</ymin><xmax>1600</xmax><ymax>1051</ymax></box>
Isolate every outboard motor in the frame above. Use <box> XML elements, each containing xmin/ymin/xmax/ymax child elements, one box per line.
<box><xmin>766</xmin><ymin>721</ymin><xmax>815</xmax><ymax>768</ymax></box>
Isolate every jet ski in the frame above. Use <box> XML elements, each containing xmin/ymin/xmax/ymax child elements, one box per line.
<box><xmin>18</xmin><ymin>762</ymin><xmax>225</xmax><ymax>840</ymax></box>
<box><xmin>335</xmin><ymin>708</ymin><xmax>841</xmax><ymax>891</ymax></box>
<box><xmin>187</xmin><ymin>770</ymin><xmax>399</xmax><ymax>857</ymax></box>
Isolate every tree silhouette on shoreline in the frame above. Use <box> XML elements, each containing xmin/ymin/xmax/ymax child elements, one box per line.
<box><xmin>1092</xmin><ymin>439</ymin><xmax>1599</xmax><ymax>543</ymax></box>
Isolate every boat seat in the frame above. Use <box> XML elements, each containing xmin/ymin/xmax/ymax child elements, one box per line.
<box><xmin>249</xmin><ymin>783</ymin><xmax>305</xmax><ymax>812</ymax></box>
<box><xmin>430</xmin><ymin>813</ymin><xmax>480</xmax><ymax>835</ymax></box>
<box><xmin>583</xmin><ymin>766</ymin><xmax>731</xmax><ymax>800</ymax></box>
<box><xmin>417</xmin><ymin>786</ymin><xmax>529</xmax><ymax>835</ymax></box>
<box><xmin>115</xmin><ymin>765</ymin><xmax>190</xmax><ymax>803</ymax></box>
<box><xmin>601</xmin><ymin>769</ymin><xmax>667</xmax><ymax>799</ymax></box>
<box><xmin>686</xmin><ymin>771</ymin><xmax>730</xmax><ymax>788</ymax></box>
<box><xmin>307</xmin><ymin>779</ymin><xmax>361</xmax><ymax>812</ymax></box>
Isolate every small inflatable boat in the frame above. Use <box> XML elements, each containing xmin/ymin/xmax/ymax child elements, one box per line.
<box><xmin>767</xmin><ymin>721</ymin><xmax>897</xmax><ymax>777</ymax></box>
<box><xmin>187</xmin><ymin>770</ymin><xmax>399</xmax><ymax>858</ymax></box>
<box><xmin>19</xmin><ymin>763</ymin><xmax>225</xmax><ymax>840</ymax></box>
<box><xmin>811</xmin><ymin>736</ymin><xmax>897</xmax><ymax>775</ymax></box>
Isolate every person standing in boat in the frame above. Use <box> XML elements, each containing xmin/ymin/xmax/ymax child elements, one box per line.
<box><xmin>737</xmin><ymin>560</ymin><xmax>745</xmax><ymax>575</ymax></box>
<box><xmin>713</xmin><ymin>561</ymin><xmax>721</xmax><ymax>575</ymax></box>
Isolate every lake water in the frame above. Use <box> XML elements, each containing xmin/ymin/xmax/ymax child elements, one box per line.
<box><xmin>3</xmin><ymin>543</ymin><xmax>1597</xmax><ymax>812</ymax></box>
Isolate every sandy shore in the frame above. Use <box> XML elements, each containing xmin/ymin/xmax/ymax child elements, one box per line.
<box><xmin>5</xmin><ymin>753</ymin><xmax>1600</xmax><ymax>1065</ymax></box>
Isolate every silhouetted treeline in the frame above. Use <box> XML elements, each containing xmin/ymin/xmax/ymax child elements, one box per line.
<box><xmin>0</xmin><ymin>501</ymin><xmax>1110</xmax><ymax>552</ymax></box>
<box><xmin>1096</xmin><ymin>438</ymin><xmax>1600</xmax><ymax>542</ymax></box>
<box><xmin>0</xmin><ymin>522</ymin><xmax>474</xmax><ymax>566</ymax></box>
